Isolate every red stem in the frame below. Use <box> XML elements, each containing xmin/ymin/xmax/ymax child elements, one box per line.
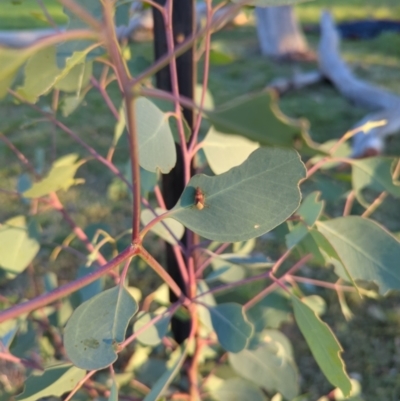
<box><xmin>8</xmin><ymin>90</ymin><xmax>132</xmax><ymax>191</ymax></box>
<box><xmin>289</xmin><ymin>275</ymin><xmax>358</xmax><ymax>292</ymax></box>
<box><xmin>307</xmin><ymin>157</ymin><xmax>353</xmax><ymax>178</ymax></box>
<box><xmin>102</xmin><ymin>0</ymin><xmax>142</xmax><ymax>241</ymax></box>
<box><xmin>244</xmin><ymin>254</ymin><xmax>313</xmax><ymax>310</ymax></box>
<box><xmin>195</xmin><ymin>243</ymin><xmax>231</xmax><ymax>278</ymax></box>
<box><xmin>90</xmin><ymin>77</ymin><xmax>119</xmax><ymax>120</ymax></box>
<box><xmin>189</xmin><ymin>0</ymin><xmax>212</xmax><ymax>155</ymax></box>
<box><xmin>0</xmin><ymin>246</ymin><xmax>138</xmax><ymax>323</ymax></box>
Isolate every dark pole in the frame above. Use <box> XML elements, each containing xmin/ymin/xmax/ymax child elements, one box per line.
<box><xmin>152</xmin><ymin>0</ymin><xmax>195</xmax><ymax>344</ymax></box>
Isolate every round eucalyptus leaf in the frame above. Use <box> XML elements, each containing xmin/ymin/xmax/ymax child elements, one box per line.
<box><xmin>64</xmin><ymin>286</ymin><xmax>138</xmax><ymax>370</ymax></box>
<box><xmin>203</xmin><ymin>127</ymin><xmax>259</xmax><ymax>175</ymax></box>
<box><xmin>292</xmin><ymin>296</ymin><xmax>351</xmax><ymax>397</ymax></box>
<box><xmin>0</xmin><ymin>216</ymin><xmax>40</xmax><ymax>278</ymax></box>
<box><xmin>133</xmin><ymin>310</ymin><xmax>171</xmax><ymax>346</ymax></box>
<box><xmin>135</xmin><ymin>97</ymin><xmax>176</xmax><ymax>174</ymax></box>
<box><xmin>23</xmin><ymin>154</ymin><xmax>82</xmax><ymax>198</ymax></box>
<box><xmin>170</xmin><ymin>147</ymin><xmax>305</xmax><ymax>242</ymax></box>
<box><xmin>16</xmin><ymin>363</ymin><xmax>85</xmax><ymax>401</ymax></box>
<box><xmin>141</xmin><ymin>207</ymin><xmax>184</xmax><ymax>245</ymax></box>
<box><xmin>229</xmin><ymin>340</ymin><xmax>299</xmax><ymax>400</ymax></box>
<box><xmin>209</xmin><ymin>377</ymin><xmax>267</xmax><ymax>401</ymax></box>
<box><xmin>208</xmin><ymin>303</ymin><xmax>253</xmax><ymax>353</ymax></box>
<box><xmin>317</xmin><ymin>216</ymin><xmax>400</xmax><ymax>295</ymax></box>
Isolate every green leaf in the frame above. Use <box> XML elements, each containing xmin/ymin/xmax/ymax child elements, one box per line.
<box><xmin>0</xmin><ymin>313</ymin><xmax>27</xmax><ymax>348</ymax></box>
<box><xmin>170</xmin><ymin>147</ymin><xmax>306</xmax><ymax>242</ymax></box>
<box><xmin>141</xmin><ymin>167</ymin><xmax>158</xmax><ymax>196</ymax></box>
<box><xmin>16</xmin><ymin>363</ymin><xmax>85</xmax><ymax>401</ymax></box>
<box><xmin>351</xmin><ymin>157</ymin><xmax>400</xmax><ymax>207</ymax></box>
<box><xmin>221</xmin><ymin>254</ymin><xmax>273</xmax><ymax>270</ymax></box>
<box><xmin>296</xmin><ymin>191</ymin><xmax>324</xmax><ymax>226</ymax></box>
<box><xmin>143</xmin><ymin>344</ymin><xmax>188</xmax><ymax>401</ymax></box>
<box><xmin>61</xmin><ymin>93</ymin><xmax>85</xmax><ymax>116</ymax></box>
<box><xmin>205</xmin><ymin>266</ymin><xmax>232</xmax><ymax>282</ymax></box>
<box><xmin>23</xmin><ymin>154</ymin><xmax>83</xmax><ymax>198</ymax></box>
<box><xmin>233</xmin><ymin>239</ymin><xmax>256</xmax><ymax>255</ymax></box>
<box><xmin>285</xmin><ymin>223</ymin><xmax>309</xmax><ymax>249</ymax></box>
<box><xmin>133</xmin><ymin>310</ymin><xmax>171</xmax><ymax>346</ymax></box>
<box><xmin>209</xmin><ymin>377</ymin><xmax>267</xmax><ymax>401</ymax></box>
<box><xmin>205</xmin><ymin>90</ymin><xmax>319</xmax><ymax>154</ymax></box>
<box><xmin>77</xmin><ymin>266</ymin><xmax>104</xmax><ymax>303</ymax></box>
<box><xmin>64</xmin><ymin>285</ymin><xmax>138</xmax><ymax>370</ymax></box>
<box><xmin>286</xmin><ymin>189</ymin><xmax>324</xmax><ymax>248</ymax></box>
<box><xmin>302</xmin><ymin>295</ymin><xmax>326</xmax><ymax>316</ymax></box>
<box><xmin>310</xmin><ymin>140</ymin><xmax>351</xmax><ymax>170</ymax></box>
<box><xmin>195</xmin><ymin>83</ymin><xmax>215</xmax><ymax>110</ymax></box>
<box><xmin>317</xmin><ymin>217</ymin><xmax>400</xmax><ymax>294</ymax></box>
<box><xmin>228</xmin><ymin>340</ymin><xmax>299</xmax><ymax>400</ymax></box>
<box><xmin>17</xmin><ymin>173</ymin><xmax>32</xmax><ymax>197</ymax></box>
<box><xmin>314</xmin><ymin>175</ymin><xmax>348</xmax><ymax>202</ymax></box>
<box><xmin>133</xmin><ymin>97</ymin><xmax>177</xmax><ymax>173</ymax></box>
<box><xmin>169</xmin><ymin>113</ymin><xmax>192</xmax><ymax>143</ymax></box>
<box><xmin>307</xmin><ymin>228</ymin><xmax>342</xmax><ymax>267</ymax></box>
<box><xmin>140</xmin><ymin>207</ymin><xmax>184</xmax><ymax>245</ymax></box>
<box><xmin>196</xmin><ymin>280</ymin><xmax>217</xmax><ymax>333</ymax></box>
<box><xmin>108</xmin><ymin>380</ymin><xmax>118</xmax><ymax>401</ymax></box>
<box><xmin>203</xmin><ymin>126</ymin><xmax>259</xmax><ymax>175</ymax></box>
<box><xmin>208</xmin><ymin>303</ymin><xmax>253</xmax><ymax>353</ymax></box>
<box><xmin>113</xmin><ymin>105</ymin><xmax>126</xmax><ymax>147</ymax></box>
<box><xmin>0</xmin><ymin>46</ymin><xmax>36</xmax><ymax>99</ymax></box>
<box><xmin>0</xmin><ymin>216</ymin><xmax>40</xmax><ymax>278</ymax></box>
<box><xmin>209</xmin><ymin>49</ymin><xmax>235</xmax><ymax>66</ymax></box>
<box><xmin>55</xmin><ymin>47</ymin><xmax>94</xmax><ymax>90</ymax></box>
<box><xmin>247</xmin><ymin>291</ymin><xmax>292</xmax><ymax>331</ymax></box>
<box><xmin>55</xmin><ymin>59</ymin><xmax>93</xmax><ymax>94</ymax></box>
<box><xmin>292</xmin><ymin>296</ymin><xmax>351</xmax><ymax>396</ymax></box>
<box><xmin>263</xmin><ymin>329</ymin><xmax>295</xmax><ymax>359</ymax></box>
<box><xmin>234</xmin><ymin>0</ymin><xmax>312</xmax><ymax>5</ymax></box>
<box><xmin>17</xmin><ymin>46</ymin><xmax>60</xmax><ymax>103</ymax></box>
<box><xmin>209</xmin><ymin>256</ymin><xmax>246</xmax><ymax>283</ymax></box>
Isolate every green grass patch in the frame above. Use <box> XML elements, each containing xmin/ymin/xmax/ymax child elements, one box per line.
<box><xmin>0</xmin><ymin>0</ymin><xmax>67</xmax><ymax>30</ymax></box>
<box><xmin>297</xmin><ymin>0</ymin><xmax>400</xmax><ymax>23</ymax></box>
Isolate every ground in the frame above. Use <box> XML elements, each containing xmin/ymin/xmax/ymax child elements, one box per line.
<box><xmin>1</xmin><ymin>1</ymin><xmax>400</xmax><ymax>400</ymax></box>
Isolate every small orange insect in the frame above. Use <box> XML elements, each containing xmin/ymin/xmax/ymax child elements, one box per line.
<box><xmin>194</xmin><ymin>187</ymin><xmax>205</xmax><ymax>210</ymax></box>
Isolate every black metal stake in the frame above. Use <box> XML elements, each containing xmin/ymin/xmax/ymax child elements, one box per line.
<box><xmin>152</xmin><ymin>0</ymin><xmax>195</xmax><ymax>344</ymax></box>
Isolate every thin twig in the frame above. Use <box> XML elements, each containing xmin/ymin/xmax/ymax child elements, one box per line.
<box><xmin>0</xmin><ymin>351</ymin><xmax>43</xmax><ymax>370</ymax></box>
<box><xmin>361</xmin><ymin>158</ymin><xmax>400</xmax><ymax>218</ymax></box>
<box><xmin>138</xmin><ymin>246</ymin><xmax>188</xmax><ymax>302</ymax></box>
<box><xmin>64</xmin><ymin>370</ymin><xmax>97</xmax><ymax>401</ymax></box>
<box><xmin>243</xmin><ymin>254</ymin><xmax>313</xmax><ymax>310</ymax></box>
<box><xmin>0</xmin><ymin>245</ymin><xmax>138</xmax><ymax>323</ymax></box>
<box><xmin>189</xmin><ymin>0</ymin><xmax>212</xmax><ymax>155</ymax></box>
<box><xmin>90</xmin><ymin>77</ymin><xmax>119</xmax><ymax>120</ymax></box>
<box><xmin>121</xmin><ymin>302</ymin><xmax>181</xmax><ymax>348</ymax></box>
<box><xmin>343</xmin><ymin>190</ymin><xmax>355</xmax><ymax>216</ymax></box>
<box><xmin>8</xmin><ymin>90</ymin><xmax>132</xmax><ymax>191</ymax></box>
<box><xmin>102</xmin><ymin>0</ymin><xmax>142</xmax><ymax>241</ymax></box>
<box><xmin>195</xmin><ymin>243</ymin><xmax>231</xmax><ymax>278</ymax></box>
<box><xmin>289</xmin><ymin>275</ymin><xmax>358</xmax><ymax>292</ymax></box>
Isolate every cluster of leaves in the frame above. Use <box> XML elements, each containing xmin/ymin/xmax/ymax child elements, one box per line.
<box><xmin>0</xmin><ymin>1</ymin><xmax>400</xmax><ymax>401</ymax></box>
